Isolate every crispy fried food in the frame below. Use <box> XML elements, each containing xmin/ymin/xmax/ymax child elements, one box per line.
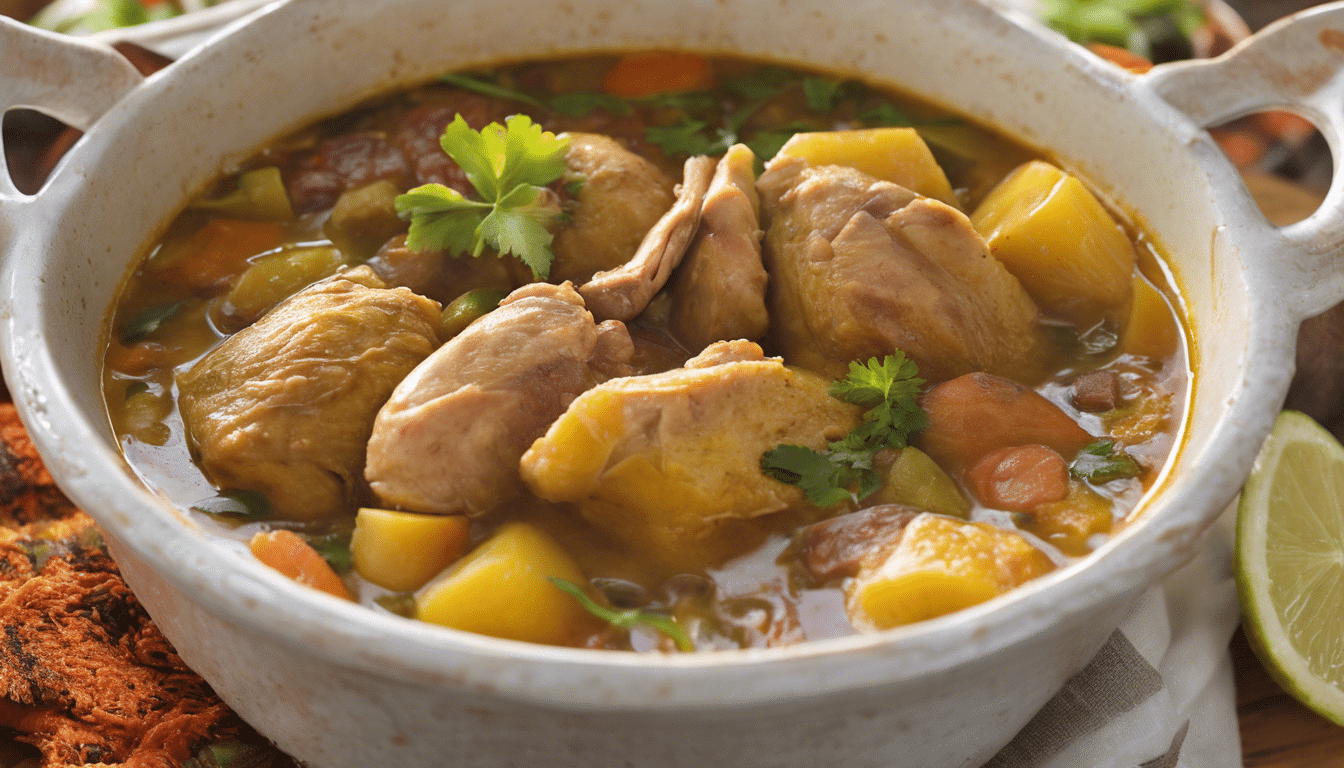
<box><xmin>0</xmin><ymin>401</ymin><xmax>292</xmax><ymax>767</ymax></box>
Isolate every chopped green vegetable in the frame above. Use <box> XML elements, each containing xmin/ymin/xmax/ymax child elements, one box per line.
<box><xmin>395</xmin><ymin>114</ymin><xmax>569</xmax><ymax>280</ymax></box>
<box><xmin>190</xmin><ymin>490</ymin><xmax>272</xmax><ymax>521</ymax></box>
<box><xmin>440</xmin><ymin>287</ymin><xmax>508</xmax><ymax>340</ymax></box>
<box><xmin>189</xmin><ymin>167</ymin><xmax>294</xmax><ymax>222</ymax></box>
<box><xmin>1071</xmin><ymin>439</ymin><xmax>1143</xmax><ymax>482</ymax></box>
<box><xmin>119</xmin><ymin>301</ymin><xmax>186</xmax><ymax>344</ymax></box>
<box><xmin>761</xmin><ymin>354</ymin><xmax>929</xmax><ymax>506</ymax></box>
<box><xmin>438</xmin><ymin>72</ymin><xmax>547</xmax><ymax>108</ymax></box>
<box><xmin>549</xmin><ymin>577</ymin><xmax>694</xmax><ymax>652</ymax></box>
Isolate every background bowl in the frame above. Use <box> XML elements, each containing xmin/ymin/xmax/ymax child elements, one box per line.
<box><xmin>3</xmin><ymin>0</ymin><xmax>1344</xmax><ymax>765</ymax></box>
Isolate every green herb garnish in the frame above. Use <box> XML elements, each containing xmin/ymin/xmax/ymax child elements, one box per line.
<box><xmin>1070</xmin><ymin>439</ymin><xmax>1143</xmax><ymax>482</ymax></box>
<box><xmin>302</xmin><ymin>530</ymin><xmax>353</xmax><ymax>574</ymax></box>
<box><xmin>644</xmin><ymin>119</ymin><xmax>731</xmax><ymax>157</ymax></box>
<box><xmin>395</xmin><ymin>114</ymin><xmax>569</xmax><ymax>280</ymax></box>
<box><xmin>760</xmin><ymin>354</ymin><xmax>928</xmax><ymax>506</ymax></box>
<box><xmin>190</xmin><ymin>490</ymin><xmax>272</xmax><ymax>521</ymax></box>
<box><xmin>438</xmin><ymin>72</ymin><xmax>547</xmax><ymax>108</ymax></box>
<box><xmin>549</xmin><ymin>92</ymin><xmax>633</xmax><ymax>117</ymax></box>
<box><xmin>549</xmin><ymin>577</ymin><xmax>694</xmax><ymax>652</ymax></box>
<box><xmin>119</xmin><ymin>300</ymin><xmax>186</xmax><ymax>344</ymax></box>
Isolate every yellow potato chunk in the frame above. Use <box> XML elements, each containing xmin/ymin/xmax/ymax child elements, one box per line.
<box><xmin>415</xmin><ymin>523</ymin><xmax>591</xmax><ymax>645</ymax></box>
<box><xmin>970</xmin><ymin>160</ymin><xmax>1136</xmax><ymax>329</ymax></box>
<box><xmin>871</xmin><ymin>447</ymin><xmax>971</xmax><ymax>518</ymax></box>
<box><xmin>848</xmin><ymin>514</ymin><xmax>1054</xmax><ymax>630</ymax></box>
<box><xmin>774</xmin><ymin>128</ymin><xmax>958</xmax><ymax>206</ymax></box>
<box><xmin>351</xmin><ymin>507</ymin><xmax>471</xmax><ymax>592</ymax></box>
<box><xmin>1120</xmin><ymin>273</ymin><xmax>1182</xmax><ymax>360</ymax></box>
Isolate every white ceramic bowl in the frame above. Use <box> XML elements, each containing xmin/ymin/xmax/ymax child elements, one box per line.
<box><xmin>3</xmin><ymin>1</ymin><xmax>1344</xmax><ymax>766</ymax></box>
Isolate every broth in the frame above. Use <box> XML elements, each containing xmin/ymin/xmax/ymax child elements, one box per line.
<box><xmin>102</xmin><ymin>54</ymin><xmax>1187</xmax><ymax>651</ymax></box>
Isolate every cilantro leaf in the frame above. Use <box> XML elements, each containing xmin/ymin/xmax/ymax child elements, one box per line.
<box><xmin>1070</xmin><ymin>439</ymin><xmax>1143</xmax><ymax>482</ymax></box>
<box><xmin>549</xmin><ymin>92</ymin><xmax>633</xmax><ymax>117</ymax></box>
<box><xmin>761</xmin><ymin>445</ymin><xmax>874</xmax><ymax>508</ymax></box>
<box><xmin>860</xmin><ymin>102</ymin><xmax>914</xmax><ymax>127</ymax></box>
<box><xmin>760</xmin><ymin>354</ymin><xmax>930</xmax><ymax>506</ymax></box>
<box><xmin>720</xmin><ymin>66</ymin><xmax>799</xmax><ymax>100</ymax></box>
<box><xmin>396</xmin><ymin>115</ymin><xmax>570</xmax><ymax>280</ymax></box>
<box><xmin>549</xmin><ymin>577</ymin><xmax>694</xmax><ymax>652</ymax></box>
<box><xmin>644</xmin><ymin>119</ymin><xmax>730</xmax><ymax>157</ymax></box>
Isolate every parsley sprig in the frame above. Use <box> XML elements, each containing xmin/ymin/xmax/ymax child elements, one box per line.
<box><xmin>1070</xmin><ymin>439</ymin><xmax>1143</xmax><ymax>482</ymax></box>
<box><xmin>394</xmin><ymin>114</ymin><xmax>569</xmax><ymax>280</ymax></box>
<box><xmin>549</xmin><ymin>577</ymin><xmax>694</xmax><ymax>652</ymax></box>
<box><xmin>761</xmin><ymin>354</ymin><xmax>928</xmax><ymax>507</ymax></box>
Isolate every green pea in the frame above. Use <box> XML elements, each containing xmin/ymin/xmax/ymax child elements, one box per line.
<box><xmin>439</xmin><ymin>288</ymin><xmax>509</xmax><ymax>340</ymax></box>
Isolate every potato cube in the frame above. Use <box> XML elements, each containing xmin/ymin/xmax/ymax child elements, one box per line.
<box><xmin>774</xmin><ymin>128</ymin><xmax>958</xmax><ymax>205</ymax></box>
<box><xmin>415</xmin><ymin>523</ymin><xmax>591</xmax><ymax>645</ymax></box>
<box><xmin>848</xmin><ymin>514</ymin><xmax>1054</xmax><ymax>630</ymax></box>
<box><xmin>970</xmin><ymin>160</ymin><xmax>1136</xmax><ymax>329</ymax></box>
<box><xmin>352</xmin><ymin>507</ymin><xmax>471</xmax><ymax>592</ymax></box>
<box><xmin>324</xmin><ymin>180</ymin><xmax>406</xmax><ymax>260</ymax></box>
<box><xmin>1120</xmin><ymin>273</ymin><xmax>1182</xmax><ymax>360</ymax></box>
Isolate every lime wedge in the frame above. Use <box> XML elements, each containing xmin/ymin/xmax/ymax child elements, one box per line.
<box><xmin>1237</xmin><ymin>410</ymin><xmax>1344</xmax><ymax>725</ymax></box>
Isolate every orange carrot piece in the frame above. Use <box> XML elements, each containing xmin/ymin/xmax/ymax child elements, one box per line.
<box><xmin>966</xmin><ymin>445</ymin><xmax>1070</xmax><ymax>512</ymax></box>
<box><xmin>1086</xmin><ymin>43</ymin><xmax>1153</xmax><ymax>74</ymax></box>
<box><xmin>249</xmin><ymin>529</ymin><xmax>353</xmax><ymax>601</ymax></box>
<box><xmin>602</xmin><ymin>53</ymin><xmax>713</xmax><ymax>99</ymax></box>
<box><xmin>917</xmin><ymin>372</ymin><xmax>1094</xmax><ymax>477</ymax></box>
<box><xmin>155</xmin><ymin>219</ymin><xmax>287</xmax><ymax>292</ymax></box>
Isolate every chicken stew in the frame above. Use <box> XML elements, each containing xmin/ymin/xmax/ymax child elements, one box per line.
<box><xmin>102</xmin><ymin>54</ymin><xmax>1187</xmax><ymax>651</ymax></box>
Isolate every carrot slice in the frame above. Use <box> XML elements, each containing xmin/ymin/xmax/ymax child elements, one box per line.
<box><xmin>249</xmin><ymin>530</ymin><xmax>353</xmax><ymax>601</ymax></box>
<box><xmin>602</xmin><ymin>53</ymin><xmax>713</xmax><ymax>99</ymax></box>
<box><xmin>155</xmin><ymin>219</ymin><xmax>287</xmax><ymax>292</ymax></box>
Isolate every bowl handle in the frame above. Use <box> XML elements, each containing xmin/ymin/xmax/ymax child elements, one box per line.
<box><xmin>1143</xmin><ymin>2</ymin><xmax>1344</xmax><ymax>320</ymax></box>
<box><xmin>0</xmin><ymin>17</ymin><xmax>144</xmax><ymax>203</ymax></box>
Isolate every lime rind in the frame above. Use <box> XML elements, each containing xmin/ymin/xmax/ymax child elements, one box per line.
<box><xmin>1236</xmin><ymin>410</ymin><xmax>1344</xmax><ymax>725</ymax></box>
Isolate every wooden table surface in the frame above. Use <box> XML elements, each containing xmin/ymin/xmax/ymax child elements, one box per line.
<box><xmin>1232</xmin><ymin>172</ymin><xmax>1344</xmax><ymax>766</ymax></box>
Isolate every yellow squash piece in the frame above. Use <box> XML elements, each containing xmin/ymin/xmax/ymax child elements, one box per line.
<box><xmin>1120</xmin><ymin>273</ymin><xmax>1182</xmax><ymax>360</ymax></box>
<box><xmin>351</xmin><ymin>507</ymin><xmax>471</xmax><ymax>592</ymax></box>
<box><xmin>415</xmin><ymin>523</ymin><xmax>591</xmax><ymax>645</ymax></box>
<box><xmin>774</xmin><ymin>128</ymin><xmax>958</xmax><ymax>206</ymax></box>
<box><xmin>848</xmin><ymin>514</ymin><xmax>1054</xmax><ymax>630</ymax></box>
<box><xmin>970</xmin><ymin>160</ymin><xmax>1136</xmax><ymax>329</ymax></box>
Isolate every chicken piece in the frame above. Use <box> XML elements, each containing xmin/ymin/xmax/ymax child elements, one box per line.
<box><xmin>520</xmin><ymin>340</ymin><xmax>862</xmax><ymax>567</ymax></box>
<box><xmin>178</xmin><ymin>267</ymin><xmax>441</xmax><ymax>520</ymax></box>
<box><xmin>757</xmin><ymin>157</ymin><xmax>1050</xmax><ymax>383</ymax></box>
<box><xmin>579</xmin><ymin>155</ymin><xmax>717</xmax><ymax>321</ymax></box>
<box><xmin>668</xmin><ymin>144</ymin><xmax>769</xmax><ymax>351</ymax></box>
<box><xmin>550</xmin><ymin>133</ymin><xmax>677</xmax><ymax>284</ymax></box>
<box><xmin>366</xmin><ymin>282</ymin><xmax>633</xmax><ymax>516</ymax></box>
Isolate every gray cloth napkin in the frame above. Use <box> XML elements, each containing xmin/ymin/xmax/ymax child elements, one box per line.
<box><xmin>984</xmin><ymin>508</ymin><xmax>1241</xmax><ymax>768</ymax></box>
